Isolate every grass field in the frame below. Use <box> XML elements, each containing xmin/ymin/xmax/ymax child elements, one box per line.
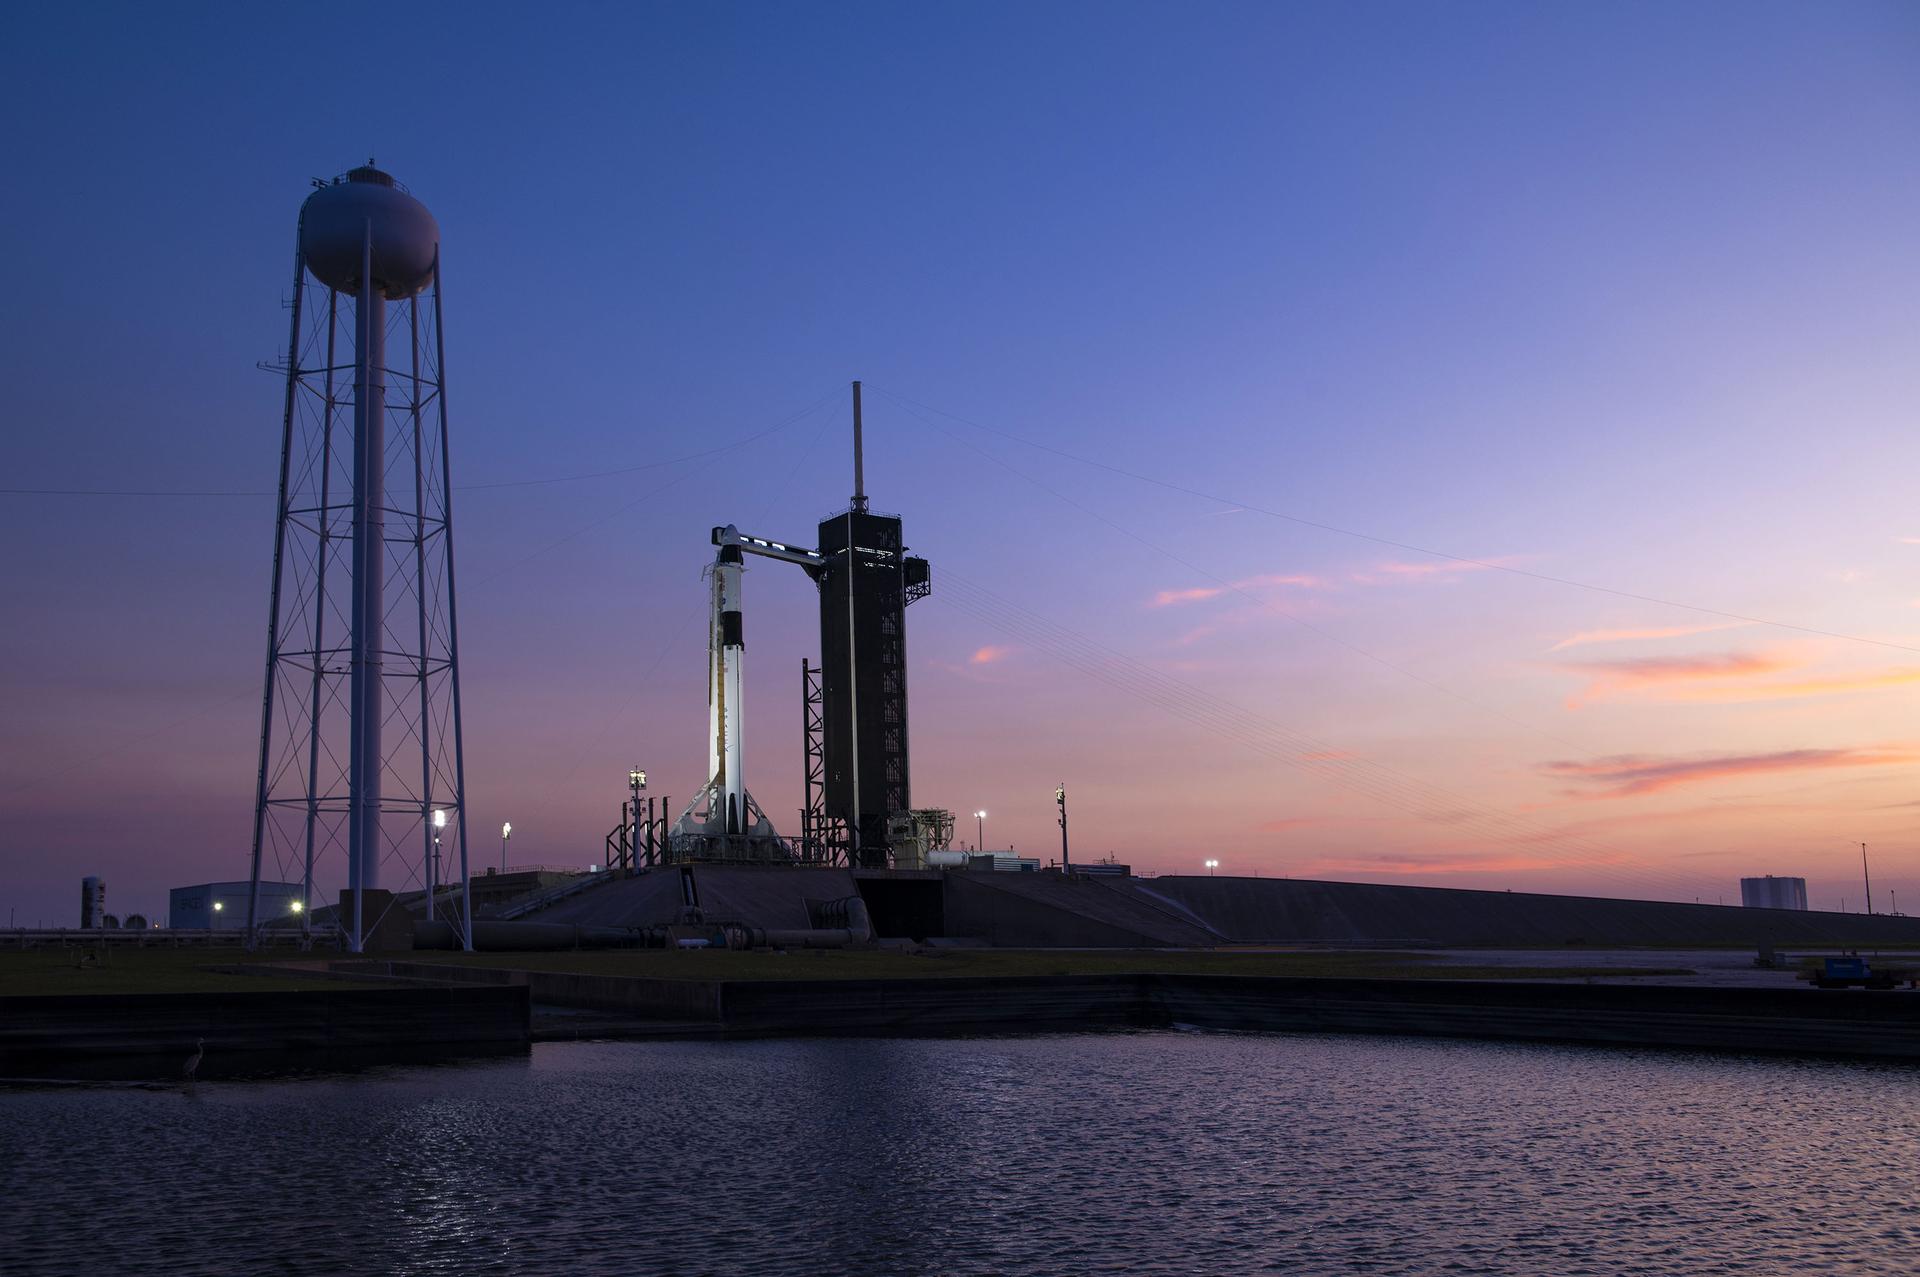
<box><xmin>0</xmin><ymin>947</ymin><xmax>348</xmax><ymax>997</ymax></box>
<box><xmin>386</xmin><ymin>946</ymin><xmax>1697</xmax><ymax>984</ymax></box>
<box><xmin>0</xmin><ymin>942</ymin><xmax>1697</xmax><ymax>995</ymax></box>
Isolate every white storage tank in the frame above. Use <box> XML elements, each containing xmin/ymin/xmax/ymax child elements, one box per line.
<box><xmin>80</xmin><ymin>876</ymin><xmax>105</xmax><ymax>928</ymax></box>
<box><xmin>1740</xmin><ymin>876</ymin><xmax>1808</xmax><ymax>911</ymax></box>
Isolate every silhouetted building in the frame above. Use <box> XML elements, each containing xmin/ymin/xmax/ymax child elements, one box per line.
<box><xmin>172</xmin><ymin>881</ymin><xmax>301</xmax><ymax>929</ymax></box>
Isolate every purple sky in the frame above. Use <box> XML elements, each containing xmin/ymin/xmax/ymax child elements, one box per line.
<box><xmin>3</xmin><ymin>2</ymin><xmax>1919</xmax><ymax>925</ymax></box>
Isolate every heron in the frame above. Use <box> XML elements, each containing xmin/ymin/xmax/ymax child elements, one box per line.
<box><xmin>182</xmin><ymin>1037</ymin><xmax>205</xmax><ymax>1082</ymax></box>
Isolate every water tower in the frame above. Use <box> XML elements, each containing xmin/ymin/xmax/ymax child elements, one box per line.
<box><xmin>245</xmin><ymin>163</ymin><xmax>472</xmax><ymax>952</ymax></box>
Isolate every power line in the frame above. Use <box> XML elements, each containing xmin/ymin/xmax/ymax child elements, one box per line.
<box><xmin>878</xmin><ymin>385</ymin><xmax>1595</xmax><ymax>756</ymax></box>
<box><xmin>933</xmin><ymin>571</ymin><xmax>1706</xmax><ymax>897</ymax></box>
<box><xmin>879</xmin><ymin>387</ymin><xmax>1920</xmax><ymax>657</ymax></box>
<box><xmin>0</xmin><ymin>386</ymin><xmax>845</xmax><ymax>500</ymax></box>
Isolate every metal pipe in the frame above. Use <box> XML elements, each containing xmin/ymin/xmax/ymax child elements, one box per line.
<box><xmin>300</xmin><ymin>286</ymin><xmax>339</xmax><ymax>940</ymax></box>
<box><xmin>430</xmin><ymin>253</ymin><xmax>476</xmax><ymax>953</ymax></box>
<box><xmin>410</xmin><ymin>297</ymin><xmax>435</xmax><ymax>925</ymax></box>
<box><xmin>348</xmin><ymin>222</ymin><xmax>388</xmax><ymax>930</ymax></box>
<box><xmin>246</xmin><ymin>241</ymin><xmax>308</xmax><ymax>949</ymax></box>
<box><xmin>850</xmin><ymin>380</ymin><xmax>865</xmax><ymax>511</ymax></box>
<box><xmin>845</xmin><ymin>513</ymin><xmax>861</xmax><ymax>857</ymax></box>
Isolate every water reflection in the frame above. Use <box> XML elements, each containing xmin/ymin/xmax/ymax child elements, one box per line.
<box><xmin>2</xmin><ymin>1031</ymin><xmax>1917</xmax><ymax>1276</ymax></box>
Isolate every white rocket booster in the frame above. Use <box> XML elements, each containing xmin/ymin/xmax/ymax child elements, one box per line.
<box><xmin>709</xmin><ymin>541</ymin><xmax>747</xmax><ymax>834</ymax></box>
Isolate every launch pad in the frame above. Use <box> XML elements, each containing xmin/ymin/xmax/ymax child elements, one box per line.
<box><xmin>647</xmin><ymin>383</ymin><xmax>936</xmax><ymax>870</ymax></box>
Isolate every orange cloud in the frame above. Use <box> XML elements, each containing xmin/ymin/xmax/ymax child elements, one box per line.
<box><xmin>1558</xmin><ymin>650</ymin><xmax>1792</xmax><ymax>707</ymax></box>
<box><xmin>1561</xmin><ymin>648</ymin><xmax>1920</xmax><ymax>707</ymax></box>
<box><xmin>1548</xmin><ymin>622</ymin><xmax>1747</xmax><ymax>652</ymax></box>
<box><xmin>1543</xmin><ymin>747</ymin><xmax>1916</xmax><ymax>799</ymax></box>
<box><xmin>1666</xmin><ymin>668</ymin><xmax>1920</xmax><ymax>703</ymax></box>
<box><xmin>969</xmin><ymin>645</ymin><xmax>1012</xmax><ymax>665</ymax></box>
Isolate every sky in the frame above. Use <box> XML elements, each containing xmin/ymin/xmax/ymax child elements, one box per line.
<box><xmin>3</xmin><ymin>1</ymin><xmax>1918</xmax><ymax>926</ymax></box>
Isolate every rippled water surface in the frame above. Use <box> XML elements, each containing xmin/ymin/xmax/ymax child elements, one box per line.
<box><xmin>4</xmin><ymin>1031</ymin><xmax>1918</xmax><ymax>1275</ymax></box>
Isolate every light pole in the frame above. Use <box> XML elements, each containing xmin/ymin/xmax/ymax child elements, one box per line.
<box><xmin>1205</xmin><ymin>858</ymin><xmax>1219</xmax><ymax>877</ymax></box>
<box><xmin>430</xmin><ymin>809</ymin><xmax>447</xmax><ymax>922</ymax></box>
<box><xmin>1055</xmin><ymin>784</ymin><xmax>1070</xmax><ymax>874</ymax></box>
<box><xmin>975</xmin><ymin>810</ymin><xmax>987</xmax><ymax>853</ymax></box>
<box><xmin>501</xmin><ymin>821</ymin><xmax>511</xmax><ymax>874</ymax></box>
<box><xmin>629</xmin><ymin>767</ymin><xmax>646</xmax><ymax>870</ymax></box>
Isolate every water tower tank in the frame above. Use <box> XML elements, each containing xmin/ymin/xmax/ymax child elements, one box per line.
<box><xmin>298</xmin><ymin>164</ymin><xmax>438</xmax><ymax>299</ymax></box>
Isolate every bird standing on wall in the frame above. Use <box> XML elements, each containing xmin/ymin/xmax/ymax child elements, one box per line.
<box><xmin>182</xmin><ymin>1038</ymin><xmax>205</xmax><ymax>1083</ymax></box>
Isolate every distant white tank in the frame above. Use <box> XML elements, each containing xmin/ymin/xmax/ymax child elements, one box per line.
<box><xmin>80</xmin><ymin>876</ymin><xmax>105</xmax><ymax>929</ymax></box>
<box><xmin>1740</xmin><ymin>875</ymin><xmax>1808</xmax><ymax>911</ymax></box>
<box><xmin>298</xmin><ymin>164</ymin><xmax>438</xmax><ymax>299</ymax></box>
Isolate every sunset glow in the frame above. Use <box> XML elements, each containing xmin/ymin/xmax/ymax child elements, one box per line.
<box><xmin>2</xmin><ymin>2</ymin><xmax>1916</xmax><ymax>925</ymax></box>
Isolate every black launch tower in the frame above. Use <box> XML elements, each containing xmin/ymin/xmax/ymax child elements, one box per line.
<box><xmin>817</xmin><ymin>504</ymin><xmax>931</xmax><ymax>866</ymax></box>
<box><xmin>698</xmin><ymin>382</ymin><xmax>930</xmax><ymax>869</ymax></box>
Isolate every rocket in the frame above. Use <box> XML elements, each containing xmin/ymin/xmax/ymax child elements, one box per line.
<box><xmin>709</xmin><ymin>540</ymin><xmax>747</xmax><ymax>834</ymax></box>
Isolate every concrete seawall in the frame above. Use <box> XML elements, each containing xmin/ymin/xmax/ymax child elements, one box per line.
<box><xmin>713</xmin><ymin>974</ymin><xmax>1920</xmax><ymax>1058</ymax></box>
<box><xmin>370</xmin><ymin>960</ymin><xmax>723</xmax><ymax>1020</ymax></box>
<box><xmin>1148</xmin><ymin>976</ymin><xmax>1920</xmax><ymax>1059</ymax></box>
<box><xmin>0</xmin><ymin>986</ymin><xmax>531</xmax><ymax>1079</ymax></box>
<box><xmin>362</xmin><ymin>963</ymin><xmax>1920</xmax><ymax>1060</ymax></box>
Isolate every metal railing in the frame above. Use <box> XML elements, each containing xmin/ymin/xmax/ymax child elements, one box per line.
<box><xmin>490</xmin><ymin>869</ymin><xmax>625</xmax><ymax>921</ymax></box>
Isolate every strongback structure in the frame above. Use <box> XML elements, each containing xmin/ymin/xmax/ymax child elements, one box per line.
<box><xmin>672</xmin><ymin>383</ymin><xmax>930</xmax><ymax>868</ymax></box>
<box><xmin>246</xmin><ymin>163</ymin><xmax>473</xmax><ymax>951</ymax></box>
<box><xmin>817</xmin><ymin>496</ymin><xmax>931</xmax><ymax>865</ymax></box>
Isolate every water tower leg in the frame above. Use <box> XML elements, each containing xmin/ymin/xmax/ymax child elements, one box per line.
<box><xmin>348</xmin><ymin>224</ymin><xmax>387</xmax><ymax>940</ymax></box>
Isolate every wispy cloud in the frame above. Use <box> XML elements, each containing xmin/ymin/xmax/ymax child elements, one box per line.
<box><xmin>1349</xmin><ymin>556</ymin><xmax>1519</xmax><ymax>586</ymax></box>
<box><xmin>1548</xmin><ymin>621</ymin><xmax>1748</xmax><ymax>652</ymax></box>
<box><xmin>1670</xmin><ymin>668</ymin><xmax>1920</xmax><ymax>703</ymax></box>
<box><xmin>1543</xmin><ymin>747</ymin><xmax>1915</xmax><ymax>799</ymax></box>
<box><xmin>1149</xmin><ymin>586</ymin><xmax>1226</xmax><ymax>608</ymax></box>
<box><xmin>969</xmin><ymin>645</ymin><xmax>1012</xmax><ymax>665</ymax></box>
<box><xmin>1174</xmin><ymin>623</ymin><xmax>1222</xmax><ymax>647</ymax></box>
<box><xmin>1239</xmin><ymin>573</ymin><xmax>1327</xmax><ymax>590</ymax></box>
<box><xmin>1295</xmin><ymin>851</ymin><xmax>1573</xmax><ymax>876</ymax></box>
<box><xmin>1559</xmin><ymin>648</ymin><xmax>1920</xmax><ymax>707</ymax></box>
<box><xmin>1559</xmin><ymin>650</ymin><xmax>1792</xmax><ymax>707</ymax></box>
<box><xmin>1148</xmin><ymin>573</ymin><xmax>1326</xmax><ymax>608</ymax></box>
<box><xmin>1371</xmin><ymin>559</ymin><xmax>1491</xmax><ymax>578</ymax></box>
